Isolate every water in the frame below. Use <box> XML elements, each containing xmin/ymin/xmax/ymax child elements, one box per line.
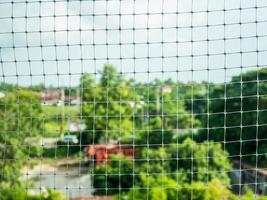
<box><xmin>26</xmin><ymin>163</ymin><xmax>93</xmax><ymax>198</ymax></box>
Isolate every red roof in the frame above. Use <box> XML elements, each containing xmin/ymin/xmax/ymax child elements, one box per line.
<box><xmin>87</xmin><ymin>144</ymin><xmax>137</xmax><ymax>156</ymax></box>
<box><xmin>86</xmin><ymin>144</ymin><xmax>138</xmax><ymax>165</ymax></box>
<box><xmin>87</xmin><ymin>144</ymin><xmax>116</xmax><ymax>156</ymax></box>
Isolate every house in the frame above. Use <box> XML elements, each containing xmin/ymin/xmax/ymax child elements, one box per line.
<box><xmin>85</xmin><ymin>144</ymin><xmax>138</xmax><ymax>165</ymax></box>
<box><xmin>40</xmin><ymin>89</ymin><xmax>80</xmax><ymax>106</ymax></box>
<box><xmin>40</xmin><ymin>90</ymin><xmax>62</xmax><ymax>105</ymax></box>
<box><xmin>162</xmin><ymin>85</ymin><xmax>172</xmax><ymax>93</ymax></box>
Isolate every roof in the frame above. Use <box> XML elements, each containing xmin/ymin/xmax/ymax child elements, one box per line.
<box><xmin>87</xmin><ymin>144</ymin><xmax>136</xmax><ymax>156</ymax></box>
<box><xmin>87</xmin><ymin>144</ymin><xmax>116</xmax><ymax>156</ymax></box>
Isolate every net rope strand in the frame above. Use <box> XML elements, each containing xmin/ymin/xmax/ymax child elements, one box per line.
<box><xmin>0</xmin><ymin>0</ymin><xmax>267</xmax><ymax>199</ymax></box>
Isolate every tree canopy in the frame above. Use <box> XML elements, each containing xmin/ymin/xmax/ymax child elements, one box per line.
<box><xmin>0</xmin><ymin>90</ymin><xmax>43</xmax><ymax>184</ymax></box>
<box><xmin>81</xmin><ymin>65</ymin><xmax>199</xmax><ymax>145</ymax></box>
<box><xmin>93</xmin><ymin>138</ymin><xmax>232</xmax><ymax>195</ymax></box>
<box><xmin>197</xmin><ymin>68</ymin><xmax>267</xmax><ymax>166</ymax></box>
<box><xmin>81</xmin><ymin>65</ymin><xmax>137</xmax><ymax>144</ymax></box>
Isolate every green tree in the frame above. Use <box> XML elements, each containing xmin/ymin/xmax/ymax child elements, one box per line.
<box><xmin>0</xmin><ymin>184</ymin><xmax>66</xmax><ymax>200</ymax></box>
<box><xmin>136</xmin><ymin>147</ymin><xmax>170</xmax><ymax>176</ymax></box>
<box><xmin>198</xmin><ymin>68</ymin><xmax>267</xmax><ymax>166</ymax></box>
<box><xmin>81</xmin><ymin>65</ymin><xmax>137</xmax><ymax>144</ymax></box>
<box><xmin>93</xmin><ymin>138</ymin><xmax>232</xmax><ymax>197</ymax></box>
<box><xmin>168</xmin><ymin>138</ymin><xmax>232</xmax><ymax>186</ymax></box>
<box><xmin>123</xmin><ymin>176</ymin><xmax>235</xmax><ymax>200</ymax></box>
<box><xmin>28</xmin><ymin>84</ymin><xmax>45</xmax><ymax>92</ymax></box>
<box><xmin>135</xmin><ymin>80</ymin><xmax>200</xmax><ymax>145</ymax></box>
<box><xmin>123</xmin><ymin>176</ymin><xmax>267</xmax><ymax>200</ymax></box>
<box><xmin>93</xmin><ymin>154</ymin><xmax>135</xmax><ymax>195</ymax></box>
<box><xmin>136</xmin><ymin>117</ymin><xmax>174</xmax><ymax>145</ymax></box>
<box><xmin>0</xmin><ymin>83</ymin><xmax>21</xmax><ymax>92</ymax></box>
<box><xmin>0</xmin><ymin>90</ymin><xmax>43</xmax><ymax>184</ymax></box>
<box><xmin>177</xmin><ymin>81</ymin><xmax>208</xmax><ymax>123</ymax></box>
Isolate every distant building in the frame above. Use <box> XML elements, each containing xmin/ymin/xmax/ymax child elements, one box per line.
<box><xmin>40</xmin><ymin>89</ymin><xmax>80</xmax><ymax>106</ymax></box>
<box><xmin>40</xmin><ymin>90</ymin><xmax>61</xmax><ymax>105</ymax></box>
<box><xmin>85</xmin><ymin>144</ymin><xmax>138</xmax><ymax>165</ymax></box>
<box><xmin>162</xmin><ymin>85</ymin><xmax>172</xmax><ymax>93</ymax></box>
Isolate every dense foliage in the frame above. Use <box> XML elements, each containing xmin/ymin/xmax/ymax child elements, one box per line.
<box><xmin>93</xmin><ymin>138</ymin><xmax>232</xmax><ymax>195</ymax></box>
<box><xmin>0</xmin><ymin>184</ymin><xmax>66</xmax><ymax>200</ymax></box>
<box><xmin>0</xmin><ymin>90</ymin><xmax>69</xmax><ymax>199</ymax></box>
<box><xmin>197</xmin><ymin>68</ymin><xmax>267</xmax><ymax>166</ymax></box>
<box><xmin>81</xmin><ymin>65</ymin><xmax>137</xmax><ymax>144</ymax></box>
<box><xmin>120</xmin><ymin>177</ymin><xmax>267</xmax><ymax>200</ymax></box>
<box><xmin>81</xmin><ymin>65</ymin><xmax>198</xmax><ymax>145</ymax></box>
<box><xmin>1</xmin><ymin>65</ymin><xmax>267</xmax><ymax>199</ymax></box>
<box><xmin>0</xmin><ymin>90</ymin><xmax>43</xmax><ymax>184</ymax></box>
<box><xmin>88</xmin><ymin>66</ymin><xmax>267</xmax><ymax>199</ymax></box>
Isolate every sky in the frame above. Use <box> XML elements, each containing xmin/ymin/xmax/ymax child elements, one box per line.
<box><xmin>0</xmin><ymin>0</ymin><xmax>267</xmax><ymax>87</ymax></box>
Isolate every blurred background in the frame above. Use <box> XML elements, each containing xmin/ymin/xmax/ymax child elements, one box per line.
<box><xmin>0</xmin><ymin>0</ymin><xmax>267</xmax><ymax>199</ymax></box>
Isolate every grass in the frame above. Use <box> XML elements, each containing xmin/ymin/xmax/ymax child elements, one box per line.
<box><xmin>42</xmin><ymin>105</ymin><xmax>79</xmax><ymax>118</ymax></box>
<box><xmin>42</xmin><ymin>105</ymin><xmax>80</xmax><ymax>137</ymax></box>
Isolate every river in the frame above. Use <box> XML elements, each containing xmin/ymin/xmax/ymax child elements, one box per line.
<box><xmin>22</xmin><ymin>160</ymin><xmax>93</xmax><ymax>198</ymax></box>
